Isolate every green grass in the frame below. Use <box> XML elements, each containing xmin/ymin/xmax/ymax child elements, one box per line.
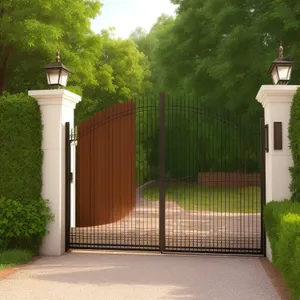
<box><xmin>143</xmin><ymin>184</ymin><xmax>261</xmax><ymax>213</ymax></box>
<box><xmin>0</xmin><ymin>249</ymin><xmax>34</xmax><ymax>270</ymax></box>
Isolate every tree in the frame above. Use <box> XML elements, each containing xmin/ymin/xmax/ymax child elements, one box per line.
<box><xmin>145</xmin><ymin>0</ymin><xmax>300</xmax><ymax>117</ymax></box>
<box><xmin>130</xmin><ymin>15</ymin><xmax>175</xmax><ymax>94</ymax></box>
<box><xmin>0</xmin><ymin>0</ymin><xmax>102</xmax><ymax>95</ymax></box>
<box><xmin>75</xmin><ymin>29</ymin><xmax>152</xmax><ymax>124</ymax></box>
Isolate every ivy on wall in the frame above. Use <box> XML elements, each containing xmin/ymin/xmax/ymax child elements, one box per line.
<box><xmin>0</xmin><ymin>93</ymin><xmax>43</xmax><ymax>200</ymax></box>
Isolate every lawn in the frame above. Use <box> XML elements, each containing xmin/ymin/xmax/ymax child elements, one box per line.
<box><xmin>0</xmin><ymin>249</ymin><xmax>34</xmax><ymax>270</ymax></box>
<box><xmin>143</xmin><ymin>184</ymin><xmax>261</xmax><ymax>213</ymax></box>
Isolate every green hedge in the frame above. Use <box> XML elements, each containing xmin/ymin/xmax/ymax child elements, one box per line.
<box><xmin>289</xmin><ymin>88</ymin><xmax>300</xmax><ymax>203</ymax></box>
<box><xmin>0</xmin><ymin>93</ymin><xmax>43</xmax><ymax>199</ymax></box>
<box><xmin>0</xmin><ymin>93</ymin><xmax>53</xmax><ymax>254</ymax></box>
<box><xmin>264</xmin><ymin>201</ymin><xmax>300</xmax><ymax>299</ymax></box>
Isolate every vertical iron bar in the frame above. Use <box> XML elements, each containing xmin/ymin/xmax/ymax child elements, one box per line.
<box><xmin>75</xmin><ymin>130</ymin><xmax>79</xmax><ymax>248</ymax></box>
<box><xmin>65</xmin><ymin>122</ymin><xmax>71</xmax><ymax>252</ymax></box>
<box><xmin>159</xmin><ymin>92</ymin><xmax>166</xmax><ymax>253</ymax></box>
<box><xmin>260</xmin><ymin>118</ymin><xmax>266</xmax><ymax>255</ymax></box>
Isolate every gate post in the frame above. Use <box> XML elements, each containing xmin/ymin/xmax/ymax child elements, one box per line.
<box><xmin>159</xmin><ymin>92</ymin><xmax>166</xmax><ymax>253</ymax></box>
<box><xmin>28</xmin><ymin>89</ymin><xmax>81</xmax><ymax>256</ymax></box>
<box><xmin>256</xmin><ymin>85</ymin><xmax>299</xmax><ymax>261</ymax></box>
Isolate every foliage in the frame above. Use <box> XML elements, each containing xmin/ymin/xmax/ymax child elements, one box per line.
<box><xmin>0</xmin><ymin>197</ymin><xmax>54</xmax><ymax>254</ymax></box>
<box><xmin>277</xmin><ymin>214</ymin><xmax>300</xmax><ymax>298</ymax></box>
<box><xmin>264</xmin><ymin>201</ymin><xmax>300</xmax><ymax>263</ymax></box>
<box><xmin>264</xmin><ymin>201</ymin><xmax>300</xmax><ymax>299</ymax></box>
<box><xmin>130</xmin><ymin>0</ymin><xmax>300</xmax><ymax>118</ymax></box>
<box><xmin>289</xmin><ymin>88</ymin><xmax>300</xmax><ymax>203</ymax></box>
<box><xmin>289</xmin><ymin>237</ymin><xmax>300</xmax><ymax>298</ymax></box>
<box><xmin>130</xmin><ymin>15</ymin><xmax>175</xmax><ymax>94</ymax></box>
<box><xmin>0</xmin><ymin>0</ymin><xmax>102</xmax><ymax>94</ymax></box>
<box><xmin>75</xmin><ymin>29</ymin><xmax>152</xmax><ymax>123</ymax></box>
<box><xmin>0</xmin><ymin>249</ymin><xmax>34</xmax><ymax>270</ymax></box>
<box><xmin>0</xmin><ymin>93</ymin><xmax>51</xmax><ymax>254</ymax></box>
<box><xmin>0</xmin><ymin>93</ymin><xmax>43</xmax><ymax>200</ymax></box>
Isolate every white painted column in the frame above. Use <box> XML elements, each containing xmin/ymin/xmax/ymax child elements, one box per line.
<box><xmin>28</xmin><ymin>89</ymin><xmax>81</xmax><ymax>256</ymax></box>
<box><xmin>256</xmin><ymin>85</ymin><xmax>299</xmax><ymax>261</ymax></box>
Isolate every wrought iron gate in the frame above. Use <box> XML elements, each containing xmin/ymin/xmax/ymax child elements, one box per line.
<box><xmin>66</xmin><ymin>93</ymin><xmax>265</xmax><ymax>255</ymax></box>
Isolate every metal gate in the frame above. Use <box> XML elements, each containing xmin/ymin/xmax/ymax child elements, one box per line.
<box><xmin>66</xmin><ymin>93</ymin><xmax>266</xmax><ymax>255</ymax></box>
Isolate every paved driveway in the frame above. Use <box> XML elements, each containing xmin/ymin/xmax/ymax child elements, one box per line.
<box><xmin>71</xmin><ymin>198</ymin><xmax>261</xmax><ymax>251</ymax></box>
<box><xmin>0</xmin><ymin>251</ymin><xmax>280</xmax><ymax>300</ymax></box>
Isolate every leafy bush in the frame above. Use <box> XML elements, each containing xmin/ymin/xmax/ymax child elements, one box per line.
<box><xmin>289</xmin><ymin>88</ymin><xmax>300</xmax><ymax>203</ymax></box>
<box><xmin>264</xmin><ymin>201</ymin><xmax>300</xmax><ymax>299</ymax></box>
<box><xmin>264</xmin><ymin>201</ymin><xmax>300</xmax><ymax>264</ymax></box>
<box><xmin>277</xmin><ymin>215</ymin><xmax>300</xmax><ymax>299</ymax></box>
<box><xmin>0</xmin><ymin>93</ymin><xmax>43</xmax><ymax>200</ymax></box>
<box><xmin>0</xmin><ymin>197</ymin><xmax>54</xmax><ymax>254</ymax></box>
<box><xmin>290</xmin><ymin>238</ymin><xmax>300</xmax><ymax>299</ymax></box>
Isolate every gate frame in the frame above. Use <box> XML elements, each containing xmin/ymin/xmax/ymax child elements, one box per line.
<box><xmin>159</xmin><ymin>92</ymin><xmax>166</xmax><ymax>253</ymax></box>
<box><xmin>65</xmin><ymin>95</ymin><xmax>266</xmax><ymax>255</ymax></box>
<box><xmin>65</xmin><ymin>122</ymin><xmax>71</xmax><ymax>252</ymax></box>
<box><xmin>260</xmin><ymin>118</ymin><xmax>267</xmax><ymax>256</ymax></box>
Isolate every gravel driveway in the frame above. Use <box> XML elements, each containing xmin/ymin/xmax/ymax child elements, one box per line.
<box><xmin>0</xmin><ymin>251</ymin><xmax>280</xmax><ymax>300</ymax></box>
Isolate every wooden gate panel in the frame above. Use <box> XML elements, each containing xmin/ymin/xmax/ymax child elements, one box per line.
<box><xmin>76</xmin><ymin>101</ymin><xmax>136</xmax><ymax>227</ymax></box>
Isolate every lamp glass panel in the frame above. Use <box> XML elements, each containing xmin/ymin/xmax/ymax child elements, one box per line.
<box><xmin>277</xmin><ymin>65</ymin><xmax>290</xmax><ymax>81</ymax></box>
<box><xmin>287</xmin><ymin>66</ymin><xmax>292</xmax><ymax>79</ymax></box>
<box><xmin>271</xmin><ymin>68</ymin><xmax>279</xmax><ymax>84</ymax></box>
<box><xmin>59</xmin><ymin>70</ymin><xmax>69</xmax><ymax>87</ymax></box>
<box><xmin>47</xmin><ymin>69</ymin><xmax>60</xmax><ymax>85</ymax></box>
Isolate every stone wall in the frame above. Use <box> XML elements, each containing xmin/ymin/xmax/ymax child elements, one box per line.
<box><xmin>198</xmin><ymin>172</ymin><xmax>260</xmax><ymax>188</ymax></box>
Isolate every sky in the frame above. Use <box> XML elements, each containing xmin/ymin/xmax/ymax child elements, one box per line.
<box><xmin>91</xmin><ymin>0</ymin><xmax>178</xmax><ymax>38</ymax></box>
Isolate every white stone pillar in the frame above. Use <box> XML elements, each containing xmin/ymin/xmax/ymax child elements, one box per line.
<box><xmin>256</xmin><ymin>85</ymin><xmax>299</xmax><ymax>261</ymax></box>
<box><xmin>28</xmin><ymin>89</ymin><xmax>81</xmax><ymax>256</ymax></box>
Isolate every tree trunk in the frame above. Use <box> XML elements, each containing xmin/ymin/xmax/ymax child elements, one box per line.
<box><xmin>0</xmin><ymin>47</ymin><xmax>12</xmax><ymax>95</ymax></box>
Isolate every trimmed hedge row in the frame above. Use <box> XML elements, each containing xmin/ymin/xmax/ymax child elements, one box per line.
<box><xmin>0</xmin><ymin>93</ymin><xmax>43</xmax><ymax>200</ymax></box>
<box><xmin>289</xmin><ymin>88</ymin><xmax>300</xmax><ymax>203</ymax></box>
<box><xmin>0</xmin><ymin>93</ymin><xmax>53</xmax><ymax>253</ymax></box>
<box><xmin>264</xmin><ymin>201</ymin><xmax>300</xmax><ymax>299</ymax></box>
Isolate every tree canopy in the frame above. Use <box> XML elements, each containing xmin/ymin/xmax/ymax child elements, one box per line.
<box><xmin>129</xmin><ymin>0</ymin><xmax>300</xmax><ymax>117</ymax></box>
<box><xmin>3</xmin><ymin>0</ymin><xmax>300</xmax><ymax>120</ymax></box>
<box><xmin>0</xmin><ymin>0</ymin><xmax>103</xmax><ymax>94</ymax></box>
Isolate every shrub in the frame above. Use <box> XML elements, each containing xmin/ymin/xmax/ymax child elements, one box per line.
<box><xmin>290</xmin><ymin>238</ymin><xmax>300</xmax><ymax>299</ymax></box>
<box><xmin>264</xmin><ymin>200</ymin><xmax>300</xmax><ymax>264</ymax></box>
<box><xmin>277</xmin><ymin>214</ymin><xmax>300</xmax><ymax>285</ymax></box>
<box><xmin>0</xmin><ymin>197</ymin><xmax>54</xmax><ymax>254</ymax></box>
<box><xmin>289</xmin><ymin>88</ymin><xmax>300</xmax><ymax>203</ymax></box>
<box><xmin>0</xmin><ymin>93</ymin><xmax>43</xmax><ymax>200</ymax></box>
<box><xmin>264</xmin><ymin>201</ymin><xmax>300</xmax><ymax>299</ymax></box>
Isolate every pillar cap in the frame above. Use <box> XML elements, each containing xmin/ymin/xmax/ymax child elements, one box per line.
<box><xmin>256</xmin><ymin>85</ymin><xmax>300</xmax><ymax>108</ymax></box>
<box><xmin>28</xmin><ymin>89</ymin><xmax>82</xmax><ymax>109</ymax></box>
